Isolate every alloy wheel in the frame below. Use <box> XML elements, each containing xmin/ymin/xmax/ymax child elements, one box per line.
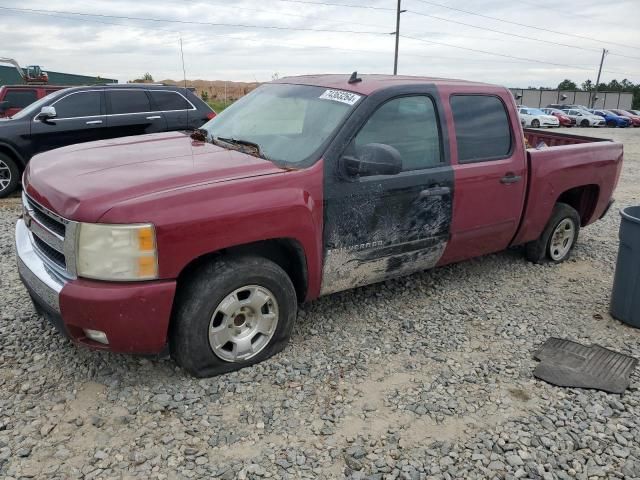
<box><xmin>208</xmin><ymin>285</ymin><xmax>279</xmax><ymax>362</ymax></box>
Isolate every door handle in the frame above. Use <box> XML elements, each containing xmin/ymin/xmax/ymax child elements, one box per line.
<box><xmin>85</xmin><ymin>120</ymin><xmax>102</xmax><ymax>125</ymax></box>
<box><xmin>500</xmin><ymin>173</ymin><xmax>522</xmax><ymax>184</ymax></box>
<box><xmin>146</xmin><ymin>116</ymin><xmax>162</xmax><ymax>120</ymax></box>
<box><xmin>420</xmin><ymin>186</ymin><xmax>451</xmax><ymax>198</ymax></box>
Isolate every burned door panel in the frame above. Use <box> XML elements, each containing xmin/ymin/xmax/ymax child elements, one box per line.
<box><xmin>321</xmin><ymin>168</ymin><xmax>452</xmax><ymax>295</ymax></box>
<box><xmin>321</xmin><ymin>90</ymin><xmax>453</xmax><ymax>296</ymax></box>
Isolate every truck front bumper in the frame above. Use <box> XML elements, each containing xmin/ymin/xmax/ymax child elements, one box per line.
<box><xmin>16</xmin><ymin>219</ymin><xmax>176</xmax><ymax>354</ymax></box>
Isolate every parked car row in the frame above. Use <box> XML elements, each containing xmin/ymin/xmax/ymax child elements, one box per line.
<box><xmin>0</xmin><ymin>84</ymin><xmax>216</xmax><ymax>197</ymax></box>
<box><xmin>520</xmin><ymin>103</ymin><xmax>640</xmax><ymax>128</ymax></box>
<box><xmin>546</xmin><ymin>103</ymin><xmax>639</xmax><ymax>128</ymax></box>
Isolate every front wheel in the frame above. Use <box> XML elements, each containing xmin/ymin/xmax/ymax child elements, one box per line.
<box><xmin>170</xmin><ymin>256</ymin><xmax>297</xmax><ymax>377</ymax></box>
<box><xmin>525</xmin><ymin>203</ymin><xmax>580</xmax><ymax>264</ymax></box>
<box><xmin>607</xmin><ymin>120</ymin><xmax>616</xmax><ymax>128</ymax></box>
<box><xmin>580</xmin><ymin>119</ymin><xmax>590</xmax><ymax>127</ymax></box>
<box><xmin>0</xmin><ymin>154</ymin><xmax>19</xmax><ymax>199</ymax></box>
<box><xmin>531</xmin><ymin>119</ymin><xmax>540</xmax><ymax>128</ymax></box>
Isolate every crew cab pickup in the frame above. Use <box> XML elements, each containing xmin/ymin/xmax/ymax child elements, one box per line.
<box><xmin>16</xmin><ymin>74</ymin><xmax>623</xmax><ymax>377</ymax></box>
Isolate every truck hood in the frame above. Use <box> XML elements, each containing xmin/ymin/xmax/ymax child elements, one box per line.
<box><xmin>25</xmin><ymin>131</ymin><xmax>287</xmax><ymax>222</ymax></box>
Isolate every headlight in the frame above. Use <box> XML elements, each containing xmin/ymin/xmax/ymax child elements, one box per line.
<box><xmin>77</xmin><ymin>223</ymin><xmax>158</xmax><ymax>281</ymax></box>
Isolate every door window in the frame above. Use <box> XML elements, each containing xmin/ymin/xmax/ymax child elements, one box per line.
<box><xmin>149</xmin><ymin>91</ymin><xmax>193</xmax><ymax>111</ymax></box>
<box><xmin>352</xmin><ymin>96</ymin><xmax>442</xmax><ymax>171</ymax></box>
<box><xmin>53</xmin><ymin>91</ymin><xmax>102</xmax><ymax>118</ymax></box>
<box><xmin>450</xmin><ymin>95</ymin><xmax>512</xmax><ymax>163</ymax></box>
<box><xmin>4</xmin><ymin>90</ymin><xmax>38</xmax><ymax>108</ymax></box>
<box><xmin>108</xmin><ymin>90</ymin><xmax>151</xmax><ymax>114</ymax></box>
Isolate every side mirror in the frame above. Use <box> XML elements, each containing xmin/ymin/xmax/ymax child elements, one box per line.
<box><xmin>36</xmin><ymin>106</ymin><xmax>57</xmax><ymax>121</ymax></box>
<box><xmin>341</xmin><ymin>143</ymin><xmax>402</xmax><ymax>177</ymax></box>
<box><xmin>0</xmin><ymin>101</ymin><xmax>9</xmax><ymax>113</ymax></box>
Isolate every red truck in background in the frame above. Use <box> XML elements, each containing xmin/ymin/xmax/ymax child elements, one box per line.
<box><xmin>0</xmin><ymin>85</ymin><xmax>66</xmax><ymax>118</ymax></box>
<box><xmin>16</xmin><ymin>74</ymin><xmax>623</xmax><ymax>377</ymax></box>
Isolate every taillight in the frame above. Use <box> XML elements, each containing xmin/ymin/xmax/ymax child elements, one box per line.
<box><xmin>206</xmin><ymin>112</ymin><xmax>216</xmax><ymax>120</ymax></box>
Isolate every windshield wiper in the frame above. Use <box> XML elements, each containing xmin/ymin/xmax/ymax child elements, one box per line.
<box><xmin>213</xmin><ymin>136</ymin><xmax>268</xmax><ymax>159</ymax></box>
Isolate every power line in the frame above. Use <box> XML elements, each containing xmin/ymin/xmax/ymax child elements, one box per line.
<box><xmin>401</xmin><ymin>34</ymin><xmax>604</xmax><ymax>72</ymax></box>
<box><xmin>406</xmin><ymin>9</ymin><xmax>640</xmax><ymax>60</ymax></box>
<box><xmin>268</xmin><ymin>0</ymin><xmax>394</xmax><ymax>10</ymax></box>
<box><xmin>0</xmin><ymin>5</ymin><xmax>387</xmax><ymax>36</ymax></box>
<box><xmin>408</xmin><ymin>0</ymin><xmax>640</xmax><ymax>51</ymax></box>
<box><xmin>1</xmin><ymin>7</ymin><xmax>558</xmax><ymax>68</ymax></box>
<box><xmin>2</xmin><ymin>3</ymin><xmax>638</xmax><ymax>80</ymax></box>
<box><xmin>179</xmin><ymin>0</ymin><xmax>393</xmax><ymax>31</ymax></box>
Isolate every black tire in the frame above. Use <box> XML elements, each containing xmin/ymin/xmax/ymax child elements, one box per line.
<box><xmin>531</xmin><ymin>119</ymin><xmax>540</xmax><ymax>128</ymax></box>
<box><xmin>580</xmin><ymin>119</ymin><xmax>590</xmax><ymax>127</ymax></box>
<box><xmin>170</xmin><ymin>255</ymin><xmax>297</xmax><ymax>377</ymax></box>
<box><xmin>525</xmin><ymin>203</ymin><xmax>580</xmax><ymax>264</ymax></box>
<box><xmin>607</xmin><ymin>120</ymin><xmax>616</xmax><ymax>128</ymax></box>
<box><xmin>0</xmin><ymin>153</ymin><xmax>19</xmax><ymax>199</ymax></box>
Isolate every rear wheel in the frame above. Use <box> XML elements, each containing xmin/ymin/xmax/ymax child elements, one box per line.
<box><xmin>170</xmin><ymin>255</ymin><xmax>297</xmax><ymax>377</ymax></box>
<box><xmin>0</xmin><ymin>154</ymin><xmax>19</xmax><ymax>199</ymax></box>
<box><xmin>525</xmin><ymin>203</ymin><xmax>580</xmax><ymax>264</ymax></box>
<box><xmin>531</xmin><ymin>119</ymin><xmax>540</xmax><ymax>128</ymax></box>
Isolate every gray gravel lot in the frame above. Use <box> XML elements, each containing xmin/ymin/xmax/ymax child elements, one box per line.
<box><xmin>1</xmin><ymin>129</ymin><xmax>640</xmax><ymax>479</ymax></box>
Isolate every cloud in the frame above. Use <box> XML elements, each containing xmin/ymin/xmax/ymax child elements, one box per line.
<box><xmin>0</xmin><ymin>0</ymin><xmax>638</xmax><ymax>86</ymax></box>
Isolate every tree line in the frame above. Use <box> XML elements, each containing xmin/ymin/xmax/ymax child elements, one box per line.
<box><xmin>549</xmin><ymin>79</ymin><xmax>639</xmax><ymax>109</ymax></box>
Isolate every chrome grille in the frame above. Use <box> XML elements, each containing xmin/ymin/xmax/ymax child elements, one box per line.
<box><xmin>22</xmin><ymin>193</ymin><xmax>73</xmax><ymax>277</ymax></box>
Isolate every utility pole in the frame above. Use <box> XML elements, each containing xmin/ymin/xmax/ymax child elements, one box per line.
<box><xmin>591</xmin><ymin>48</ymin><xmax>608</xmax><ymax>108</ymax></box>
<box><xmin>393</xmin><ymin>0</ymin><xmax>406</xmax><ymax>75</ymax></box>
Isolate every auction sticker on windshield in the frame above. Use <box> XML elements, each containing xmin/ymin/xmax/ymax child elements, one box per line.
<box><xmin>319</xmin><ymin>89</ymin><xmax>362</xmax><ymax>106</ymax></box>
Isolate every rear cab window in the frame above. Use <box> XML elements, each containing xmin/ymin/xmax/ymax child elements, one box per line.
<box><xmin>3</xmin><ymin>89</ymin><xmax>38</xmax><ymax>108</ymax></box>
<box><xmin>450</xmin><ymin>95</ymin><xmax>512</xmax><ymax>163</ymax></box>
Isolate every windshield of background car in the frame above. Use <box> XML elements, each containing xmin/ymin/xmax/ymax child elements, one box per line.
<box><xmin>9</xmin><ymin>89</ymin><xmax>68</xmax><ymax>120</ymax></box>
<box><xmin>201</xmin><ymin>83</ymin><xmax>361</xmax><ymax>165</ymax></box>
<box><xmin>529</xmin><ymin>108</ymin><xmax>546</xmax><ymax>115</ymax></box>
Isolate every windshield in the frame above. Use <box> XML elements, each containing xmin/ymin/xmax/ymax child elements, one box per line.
<box><xmin>10</xmin><ymin>89</ymin><xmax>68</xmax><ymax>120</ymax></box>
<box><xmin>529</xmin><ymin>108</ymin><xmax>546</xmax><ymax>115</ymax></box>
<box><xmin>200</xmin><ymin>84</ymin><xmax>361</xmax><ymax>165</ymax></box>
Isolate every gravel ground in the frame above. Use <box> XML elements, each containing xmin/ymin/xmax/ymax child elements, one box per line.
<box><xmin>1</xmin><ymin>129</ymin><xmax>640</xmax><ymax>480</ymax></box>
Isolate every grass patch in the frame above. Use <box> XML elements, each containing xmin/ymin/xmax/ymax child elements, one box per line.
<box><xmin>207</xmin><ymin>100</ymin><xmax>233</xmax><ymax>112</ymax></box>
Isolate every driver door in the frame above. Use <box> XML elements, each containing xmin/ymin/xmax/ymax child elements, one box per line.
<box><xmin>321</xmin><ymin>94</ymin><xmax>453</xmax><ymax>295</ymax></box>
<box><xmin>29</xmin><ymin>90</ymin><xmax>106</xmax><ymax>157</ymax></box>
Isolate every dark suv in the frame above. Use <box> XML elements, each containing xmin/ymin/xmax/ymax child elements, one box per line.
<box><xmin>0</xmin><ymin>84</ymin><xmax>215</xmax><ymax>197</ymax></box>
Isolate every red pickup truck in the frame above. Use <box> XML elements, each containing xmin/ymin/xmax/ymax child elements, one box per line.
<box><xmin>0</xmin><ymin>85</ymin><xmax>66</xmax><ymax>118</ymax></box>
<box><xmin>16</xmin><ymin>74</ymin><xmax>623</xmax><ymax>377</ymax></box>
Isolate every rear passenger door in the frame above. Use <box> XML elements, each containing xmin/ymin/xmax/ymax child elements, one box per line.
<box><xmin>29</xmin><ymin>89</ymin><xmax>107</xmax><ymax>156</ymax></box>
<box><xmin>105</xmin><ymin>89</ymin><xmax>167</xmax><ymax>139</ymax></box>
<box><xmin>321</xmin><ymin>93</ymin><xmax>453</xmax><ymax>295</ymax></box>
<box><xmin>148</xmin><ymin>90</ymin><xmax>198</xmax><ymax>131</ymax></box>
<box><xmin>437</xmin><ymin>94</ymin><xmax>527</xmax><ymax>265</ymax></box>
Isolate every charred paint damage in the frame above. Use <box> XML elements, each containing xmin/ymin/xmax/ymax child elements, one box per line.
<box><xmin>321</xmin><ymin>172</ymin><xmax>453</xmax><ymax>295</ymax></box>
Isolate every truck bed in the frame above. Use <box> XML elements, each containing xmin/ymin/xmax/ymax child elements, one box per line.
<box><xmin>512</xmin><ymin>129</ymin><xmax>623</xmax><ymax>247</ymax></box>
<box><xmin>524</xmin><ymin>128</ymin><xmax>612</xmax><ymax>147</ymax></box>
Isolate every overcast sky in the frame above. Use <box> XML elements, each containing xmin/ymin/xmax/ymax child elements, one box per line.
<box><xmin>1</xmin><ymin>0</ymin><xmax>639</xmax><ymax>87</ymax></box>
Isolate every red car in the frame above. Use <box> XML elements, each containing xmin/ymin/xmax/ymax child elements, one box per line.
<box><xmin>541</xmin><ymin>107</ymin><xmax>574</xmax><ymax>127</ymax></box>
<box><xmin>609</xmin><ymin>108</ymin><xmax>640</xmax><ymax>127</ymax></box>
<box><xmin>17</xmin><ymin>74</ymin><xmax>623</xmax><ymax>377</ymax></box>
<box><xmin>0</xmin><ymin>85</ymin><xmax>66</xmax><ymax>118</ymax></box>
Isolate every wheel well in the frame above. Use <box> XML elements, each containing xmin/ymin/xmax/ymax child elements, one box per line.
<box><xmin>176</xmin><ymin>238</ymin><xmax>308</xmax><ymax>302</ymax></box>
<box><xmin>557</xmin><ymin>185</ymin><xmax>599</xmax><ymax>226</ymax></box>
<box><xmin>0</xmin><ymin>145</ymin><xmax>24</xmax><ymax>171</ymax></box>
